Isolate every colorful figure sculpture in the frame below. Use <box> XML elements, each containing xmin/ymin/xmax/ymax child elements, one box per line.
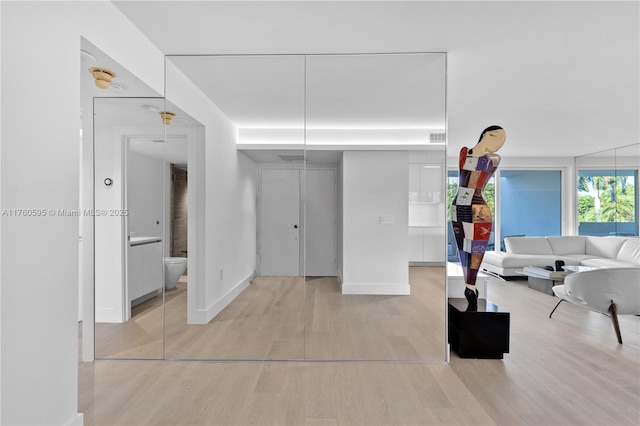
<box><xmin>450</xmin><ymin>125</ymin><xmax>506</xmax><ymax>310</ymax></box>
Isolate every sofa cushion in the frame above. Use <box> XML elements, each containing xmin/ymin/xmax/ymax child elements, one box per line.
<box><xmin>616</xmin><ymin>238</ymin><xmax>640</xmax><ymax>265</ymax></box>
<box><xmin>482</xmin><ymin>251</ymin><xmax>579</xmax><ymax>268</ymax></box>
<box><xmin>547</xmin><ymin>236</ymin><xmax>586</xmax><ymax>255</ymax></box>
<box><xmin>580</xmin><ymin>258</ymin><xmax>639</xmax><ymax>268</ymax></box>
<box><xmin>585</xmin><ymin>236</ymin><xmax>627</xmax><ymax>259</ymax></box>
<box><xmin>562</xmin><ymin>254</ymin><xmax>603</xmax><ymax>263</ymax></box>
<box><xmin>506</xmin><ymin>237</ymin><xmax>553</xmax><ymax>255</ymax></box>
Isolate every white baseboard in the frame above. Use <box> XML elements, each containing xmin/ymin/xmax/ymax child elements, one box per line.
<box><xmin>189</xmin><ymin>271</ymin><xmax>255</xmax><ymax>324</ymax></box>
<box><xmin>341</xmin><ymin>282</ymin><xmax>410</xmax><ymax>295</ymax></box>
<box><xmin>65</xmin><ymin>413</ymin><xmax>84</xmax><ymax>426</ymax></box>
<box><xmin>94</xmin><ymin>307</ymin><xmax>122</xmax><ymax>323</ymax></box>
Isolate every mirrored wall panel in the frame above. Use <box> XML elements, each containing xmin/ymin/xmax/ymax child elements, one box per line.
<box><xmin>164</xmin><ymin>55</ymin><xmax>306</xmax><ymax>359</ymax></box>
<box><xmin>304</xmin><ymin>54</ymin><xmax>447</xmax><ymax>360</ymax></box>
<box><xmin>93</xmin><ymin>97</ymin><xmax>202</xmax><ymax>359</ymax></box>
<box><xmin>575</xmin><ymin>143</ymin><xmax>640</xmax><ymax>237</ymax></box>
<box><xmin>93</xmin><ymin>97</ymin><xmax>167</xmax><ymax>359</ymax></box>
<box><xmin>143</xmin><ymin>52</ymin><xmax>448</xmax><ymax>361</ymax></box>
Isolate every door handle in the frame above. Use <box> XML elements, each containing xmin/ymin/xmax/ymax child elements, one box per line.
<box><xmin>293</xmin><ymin>225</ymin><xmax>298</xmax><ymax>229</ymax></box>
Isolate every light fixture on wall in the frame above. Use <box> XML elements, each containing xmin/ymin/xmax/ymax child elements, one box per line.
<box><xmin>159</xmin><ymin>111</ymin><xmax>176</xmax><ymax>125</ymax></box>
<box><xmin>88</xmin><ymin>67</ymin><xmax>116</xmax><ymax>89</ymax></box>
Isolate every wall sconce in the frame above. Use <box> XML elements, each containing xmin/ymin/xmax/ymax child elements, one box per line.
<box><xmin>88</xmin><ymin>67</ymin><xmax>116</xmax><ymax>89</ymax></box>
<box><xmin>159</xmin><ymin>111</ymin><xmax>176</xmax><ymax>125</ymax></box>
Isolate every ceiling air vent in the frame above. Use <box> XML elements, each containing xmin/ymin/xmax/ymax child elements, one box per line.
<box><xmin>430</xmin><ymin>133</ymin><xmax>446</xmax><ymax>143</ymax></box>
<box><xmin>278</xmin><ymin>154</ymin><xmax>305</xmax><ymax>162</ymax></box>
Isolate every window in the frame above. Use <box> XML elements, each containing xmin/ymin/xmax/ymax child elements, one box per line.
<box><xmin>577</xmin><ymin>170</ymin><xmax>638</xmax><ymax>236</ymax></box>
<box><xmin>446</xmin><ymin>170</ymin><xmax>495</xmax><ymax>261</ymax></box>
<box><xmin>499</xmin><ymin>170</ymin><xmax>562</xmax><ymax>250</ymax></box>
<box><xmin>447</xmin><ymin>169</ymin><xmax>563</xmax><ymax>261</ymax></box>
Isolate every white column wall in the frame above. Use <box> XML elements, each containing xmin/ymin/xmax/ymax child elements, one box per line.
<box><xmin>341</xmin><ymin>151</ymin><xmax>410</xmax><ymax>295</ymax></box>
<box><xmin>93</xmin><ymin>126</ymin><xmax>125</xmax><ymax>323</ymax></box>
<box><xmin>1</xmin><ymin>2</ymin><xmax>165</xmax><ymax>424</ymax></box>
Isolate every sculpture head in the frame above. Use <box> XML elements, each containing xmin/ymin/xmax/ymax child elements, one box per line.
<box><xmin>468</xmin><ymin>125</ymin><xmax>506</xmax><ymax>157</ymax></box>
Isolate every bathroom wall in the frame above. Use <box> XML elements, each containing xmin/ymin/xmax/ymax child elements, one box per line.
<box><xmin>171</xmin><ymin>165</ymin><xmax>188</xmax><ymax>260</ymax></box>
<box><xmin>341</xmin><ymin>151</ymin><xmax>410</xmax><ymax>294</ymax></box>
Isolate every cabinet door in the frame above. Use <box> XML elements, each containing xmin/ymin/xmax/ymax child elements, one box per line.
<box><xmin>419</xmin><ymin>164</ymin><xmax>441</xmax><ymax>202</ymax></box>
<box><xmin>408</xmin><ymin>164</ymin><xmax>420</xmax><ymax>203</ymax></box>
<box><xmin>128</xmin><ymin>245</ymin><xmax>144</xmax><ymax>301</ymax></box>
<box><xmin>142</xmin><ymin>242</ymin><xmax>163</xmax><ymax>295</ymax></box>
<box><xmin>423</xmin><ymin>227</ymin><xmax>445</xmax><ymax>262</ymax></box>
<box><xmin>408</xmin><ymin>228</ymin><xmax>424</xmax><ymax>261</ymax></box>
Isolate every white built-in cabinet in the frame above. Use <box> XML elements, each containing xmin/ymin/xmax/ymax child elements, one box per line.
<box><xmin>128</xmin><ymin>239</ymin><xmax>163</xmax><ymax>303</ymax></box>
<box><xmin>408</xmin><ymin>163</ymin><xmax>446</xmax><ymax>263</ymax></box>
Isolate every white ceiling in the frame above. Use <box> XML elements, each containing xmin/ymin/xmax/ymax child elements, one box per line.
<box><xmin>82</xmin><ymin>39</ymin><xmax>198</xmax><ymax>165</ymax></box>
<box><xmin>167</xmin><ymin>53</ymin><xmax>445</xmax><ymax>131</ymax></box>
<box><xmin>111</xmin><ymin>0</ymin><xmax>639</xmax><ymax>159</ymax></box>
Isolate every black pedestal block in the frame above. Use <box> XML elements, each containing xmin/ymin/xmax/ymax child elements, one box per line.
<box><xmin>448</xmin><ymin>298</ymin><xmax>510</xmax><ymax>359</ymax></box>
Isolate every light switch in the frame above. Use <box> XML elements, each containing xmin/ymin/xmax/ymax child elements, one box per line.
<box><xmin>379</xmin><ymin>215</ymin><xmax>396</xmax><ymax>224</ymax></box>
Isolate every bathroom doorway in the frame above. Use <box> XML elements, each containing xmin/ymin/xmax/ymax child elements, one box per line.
<box><xmin>170</xmin><ymin>164</ymin><xmax>188</xmax><ymax>264</ymax></box>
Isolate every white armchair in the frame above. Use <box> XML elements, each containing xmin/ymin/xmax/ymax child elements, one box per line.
<box><xmin>549</xmin><ymin>267</ymin><xmax>640</xmax><ymax>344</ymax></box>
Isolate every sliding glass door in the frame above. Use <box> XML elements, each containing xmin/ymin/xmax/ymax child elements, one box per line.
<box><xmin>447</xmin><ymin>169</ymin><xmax>563</xmax><ymax>255</ymax></box>
<box><xmin>498</xmin><ymin>170</ymin><xmax>562</xmax><ymax>249</ymax></box>
<box><xmin>576</xmin><ymin>144</ymin><xmax>639</xmax><ymax>237</ymax></box>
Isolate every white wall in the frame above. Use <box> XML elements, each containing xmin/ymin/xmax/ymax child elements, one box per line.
<box><xmin>94</xmin><ymin>126</ymin><xmax>125</xmax><ymax>323</ymax></box>
<box><xmin>337</xmin><ymin>158</ymin><xmax>344</xmax><ymax>285</ymax></box>
<box><xmin>1</xmin><ymin>2</ymin><xmax>165</xmax><ymax>424</ymax></box>
<box><xmin>342</xmin><ymin>151</ymin><xmax>410</xmax><ymax>294</ymax></box>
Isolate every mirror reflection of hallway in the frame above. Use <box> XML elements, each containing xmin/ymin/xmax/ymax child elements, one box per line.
<box><xmin>259</xmin><ymin>167</ymin><xmax>337</xmax><ymax>277</ymax></box>
<box><xmin>93</xmin><ymin>97</ymin><xmax>167</xmax><ymax>360</ymax></box>
<box><xmin>160</xmin><ymin>52</ymin><xmax>447</xmax><ymax>361</ymax></box>
<box><xmin>259</xmin><ymin>168</ymin><xmax>302</xmax><ymax>276</ymax></box>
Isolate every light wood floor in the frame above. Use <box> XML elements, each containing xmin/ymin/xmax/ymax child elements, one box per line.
<box><xmin>80</xmin><ymin>273</ymin><xmax>640</xmax><ymax>425</ymax></box>
<box><xmin>96</xmin><ymin>268</ymin><xmax>447</xmax><ymax>360</ymax></box>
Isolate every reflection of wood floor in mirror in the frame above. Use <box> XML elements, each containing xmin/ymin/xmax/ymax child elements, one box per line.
<box><xmin>94</xmin><ymin>276</ymin><xmax>187</xmax><ymax>359</ymax></box>
<box><xmin>96</xmin><ymin>267</ymin><xmax>446</xmax><ymax>360</ymax></box>
<box><xmin>303</xmin><ymin>267</ymin><xmax>446</xmax><ymax>360</ymax></box>
<box><xmin>165</xmin><ymin>267</ymin><xmax>445</xmax><ymax>360</ymax></box>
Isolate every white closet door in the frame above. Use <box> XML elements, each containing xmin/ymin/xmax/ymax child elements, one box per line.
<box><xmin>260</xmin><ymin>169</ymin><xmax>300</xmax><ymax>276</ymax></box>
<box><xmin>305</xmin><ymin>169</ymin><xmax>336</xmax><ymax>276</ymax></box>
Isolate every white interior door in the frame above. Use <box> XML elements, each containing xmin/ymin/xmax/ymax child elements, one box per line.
<box><xmin>305</xmin><ymin>169</ymin><xmax>337</xmax><ymax>276</ymax></box>
<box><xmin>260</xmin><ymin>169</ymin><xmax>301</xmax><ymax>276</ymax></box>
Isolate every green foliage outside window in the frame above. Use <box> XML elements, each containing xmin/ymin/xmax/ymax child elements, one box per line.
<box><xmin>577</xmin><ymin>174</ymin><xmax>636</xmax><ymax>222</ymax></box>
<box><xmin>446</xmin><ymin>177</ymin><xmax>495</xmax><ymax>220</ymax></box>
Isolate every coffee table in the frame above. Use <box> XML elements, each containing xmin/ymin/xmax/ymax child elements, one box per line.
<box><xmin>518</xmin><ymin>265</ymin><xmax>597</xmax><ymax>295</ymax></box>
<box><xmin>517</xmin><ymin>267</ymin><xmax>565</xmax><ymax>295</ymax></box>
<box><xmin>561</xmin><ymin>265</ymin><xmax>596</xmax><ymax>273</ymax></box>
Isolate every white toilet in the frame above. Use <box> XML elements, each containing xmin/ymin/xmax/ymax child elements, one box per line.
<box><xmin>164</xmin><ymin>257</ymin><xmax>187</xmax><ymax>290</ymax></box>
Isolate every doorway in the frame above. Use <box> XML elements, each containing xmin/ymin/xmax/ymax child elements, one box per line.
<box><xmin>259</xmin><ymin>168</ymin><xmax>337</xmax><ymax>277</ymax></box>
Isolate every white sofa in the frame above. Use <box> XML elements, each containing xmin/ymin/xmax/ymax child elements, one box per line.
<box><xmin>481</xmin><ymin>236</ymin><xmax>640</xmax><ymax>277</ymax></box>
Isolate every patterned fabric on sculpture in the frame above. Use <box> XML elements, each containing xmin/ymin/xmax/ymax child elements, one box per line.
<box><xmin>451</xmin><ymin>146</ymin><xmax>500</xmax><ymax>286</ymax></box>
